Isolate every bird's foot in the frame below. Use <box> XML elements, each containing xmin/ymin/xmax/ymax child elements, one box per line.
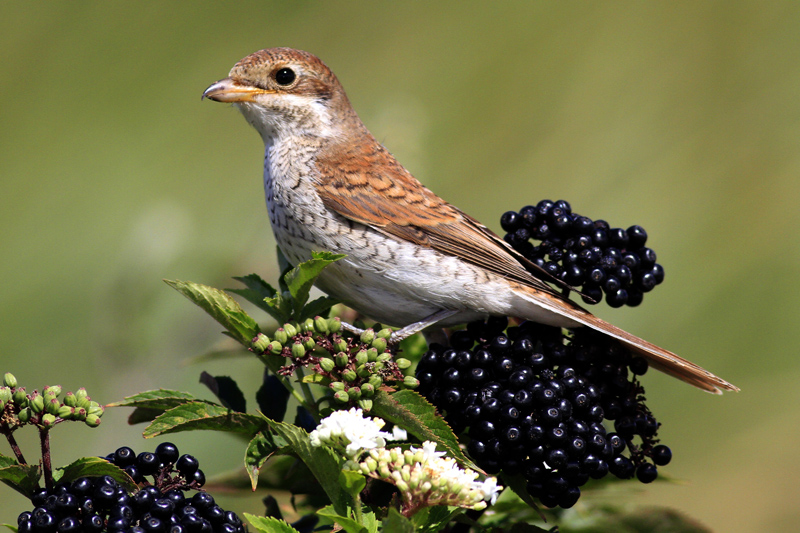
<box><xmin>338</xmin><ymin>309</ymin><xmax>459</xmax><ymax>345</ymax></box>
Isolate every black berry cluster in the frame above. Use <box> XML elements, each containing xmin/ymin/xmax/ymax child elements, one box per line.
<box><xmin>416</xmin><ymin>318</ymin><xmax>671</xmax><ymax>509</ymax></box>
<box><xmin>16</xmin><ymin>443</ymin><xmax>245</xmax><ymax>533</ymax></box>
<box><xmin>501</xmin><ymin>200</ymin><xmax>664</xmax><ymax>308</ymax></box>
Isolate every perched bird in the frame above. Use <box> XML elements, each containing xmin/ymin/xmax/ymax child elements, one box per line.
<box><xmin>203</xmin><ymin>47</ymin><xmax>737</xmax><ymax>394</ymax></box>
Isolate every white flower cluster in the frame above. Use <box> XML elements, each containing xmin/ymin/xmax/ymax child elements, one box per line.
<box><xmin>308</xmin><ymin>407</ymin><xmax>407</xmax><ymax>457</ymax></box>
<box><xmin>358</xmin><ymin>441</ymin><xmax>502</xmax><ymax>511</ymax></box>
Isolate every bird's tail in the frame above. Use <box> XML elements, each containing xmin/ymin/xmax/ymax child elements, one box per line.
<box><xmin>513</xmin><ymin>287</ymin><xmax>739</xmax><ymax>394</ymax></box>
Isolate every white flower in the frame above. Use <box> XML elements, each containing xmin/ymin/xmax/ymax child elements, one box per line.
<box><xmin>475</xmin><ymin>476</ymin><xmax>502</xmax><ymax>505</ymax></box>
<box><xmin>308</xmin><ymin>408</ymin><xmax>406</xmax><ymax>458</ymax></box>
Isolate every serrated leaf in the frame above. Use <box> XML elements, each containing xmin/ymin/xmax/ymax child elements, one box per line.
<box><xmin>53</xmin><ymin>457</ymin><xmax>136</xmax><ymax>491</ymax></box>
<box><xmin>143</xmin><ymin>402</ymin><xmax>266</xmax><ymax>437</ymax></box>
<box><xmin>283</xmin><ymin>252</ymin><xmax>345</xmax><ymax>315</ymax></box>
<box><xmin>372</xmin><ymin>390</ymin><xmax>478</xmax><ymax>472</ymax></box>
<box><xmin>262</xmin><ymin>418</ymin><xmax>349</xmax><ymax>514</ymax></box>
<box><xmin>244</xmin><ymin>514</ymin><xmax>301</xmax><ymax>533</ymax></box>
<box><xmin>228</xmin><ymin>274</ymin><xmax>278</xmax><ymax>317</ymax></box>
<box><xmin>126</xmin><ymin>407</ymin><xmax>168</xmax><ymax>425</ymax></box>
<box><xmin>200</xmin><ymin>372</ymin><xmax>247</xmax><ymax>413</ymax></box>
<box><xmin>108</xmin><ymin>389</ymin><xmax>209</xmax><ymax>409</ymax></box>
<box><xmin>315</xmin><ymin>505</ymin><xmax>366</xmax><ymax>533</ymax></box>
<box><xmin>338</xmin><ymin>470</ymin><xmax>366</xmax><ymax>499</ymax></box>
<box><xmin>165</xmin><ymin>279</ymin><xmax>259</xmax><ymax>345</ymax></box>
<box><xmin>384</xmin><ymin>508</ymin><xmax>414</xmax><ymax>533</ymax></box>
<box><xmin>299</xmin><ymin>296</ymin><xmax>339</xmax><ymax>321</ymax></box>
<box><xmin>244</xmin><ymin>431</ymin><xmax>288</xmax><ymax>491</ymax></box>
<box><xmin>0</xmin><ymin>455</ymin><xmax>17</xmax><ymax>468</ymax></box>
<box><xmin>0</xmin><ymin>462</ymin><xmax>41</xmax><ymax>498</ymax></box>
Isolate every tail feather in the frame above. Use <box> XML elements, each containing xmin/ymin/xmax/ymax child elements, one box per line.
<box><xmin>515</xmin><ymin>287</ymin><xmax>739</xmax><ymax>394</ymax></box>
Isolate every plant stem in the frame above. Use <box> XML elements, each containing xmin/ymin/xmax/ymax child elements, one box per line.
<box><xmin>294</xmin><ymin>367</ymin><xmax>318</xmax><ymax>416</ymax></box>
<box><xmin>39</xmin><ymin>428</ymin><xmax>53</xmax><ymax>492</ymax></box>
<box><xmin>3</xmin><ymin>427</ymin><xmax>28</xmax><ymax>464</ymax></box>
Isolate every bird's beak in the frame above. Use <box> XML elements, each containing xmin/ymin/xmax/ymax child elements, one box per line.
<box><xmin>202</xmin><ymin>78</ymin><xmax>273</xmax><ymax>102</ymax></box>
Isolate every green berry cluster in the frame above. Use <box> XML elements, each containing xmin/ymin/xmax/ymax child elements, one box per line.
<box><xmin>0</xmin><ymin>373</ymin><xmax>104</xmax><ymax>430</ymax></box>
<box><xmin>251</xmin><ymin>317</ymin><xmax>418</xmax><ymax>410</ymax></box>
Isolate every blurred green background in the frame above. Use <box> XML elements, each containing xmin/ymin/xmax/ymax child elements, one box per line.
<box><xmin>1</xmin><ymin>1</ymin><xmax>798</xmax><ymax>530</ymax></box>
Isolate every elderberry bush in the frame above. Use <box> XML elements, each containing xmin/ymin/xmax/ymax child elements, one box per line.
<box><xmin>16</xmin><ymin>443</ymin><xmax>245</xmax><ymax>533</ymax></box>
<box><xmin>501</xmin><ymin>200</ymin><xmax>665</xmax><ymax>308</ymax></box>
<box><xmin>416</xmin><ymin>318</ymin><xmax>671</xmax><ymax>509</ymax></box>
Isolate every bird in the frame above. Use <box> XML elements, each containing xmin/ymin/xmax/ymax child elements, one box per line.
<box><xmin>202</xmin><ymin>47</ymin><xmax>738</xmax><ymax>394</ymax></box>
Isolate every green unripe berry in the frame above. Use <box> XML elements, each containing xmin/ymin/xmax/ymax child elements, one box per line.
<box><xmin>372</xmin><ymin>362</ymin><xmax>385</xmax><ymax>372</ymax></box>
<box><xmin>356</xmin><ymin>365</ymin><xmax>372</xmax><ymax>379</ymax></box>
<box><xmin>319</xmin><ymin>358</ymin><xmax>336</xmax><ymax>373</ymax></box>
<box><xmin>85</xmin><ymin>414</ymin><xmax>101</xmax><ymax>427</ymax></box>
<box><xmin>333</xmin><ymin>390</ymin><xmax>350</xmax><ymax>403</ymax></box>
<box><xmin>63</xmin><ymin>392</ymin><xmax>78</xmax><ymax>407</ymax></box>
<box><xmin>3</xmin><ymin>373</ymin><xmax>17</xmax><ymax>388</ymax></box>
<box><xmin>45</xmin><ymin>398</ymin><xmax>61</xmax><ymax>415</ymax></box>
<box><xmin>356</xmin><ymin>399</ymin><xmax>373</xmax><ymax>411</ymax></box>
<box><xmin>291</xmin><ymin>342</ymin><xmax>306</xmax><ymax>359</ymax></box>
<box><xmin>371</xmin><ymin>338</ymin><xmax>388</xmax><ymax>352</ymax></box>
<box><xmin>330</xmin><ymin>381</ymin><xmax>346</xmax><ymax>392</ymax></box>
<box><xmin>88</xmin><ymin>403</ymin><xmax>104</xmax><ymax>417</ymax></box>
<box><xmin>368</xmin><ymin>375</ymin><xmax>383</xmax><ymax>389</ymax></box>
<box><xmin>252</xmin><ymin>333</ymin><xmax>271</xmax><ymax>352</ymax></box>
<box><xmin>327</xmin><ymin>317</ymin><xmax>342</xmax><ymax>333</ymax></box>
<box><xmin>360</xmin><ymin>383</ymin><xmax>375</xmax><ymax>397</ymax></box>
<box><xmin>43</xmin><ymin>385</ymin><xmax>62</xmax><ymax>397</ymax></box>
<box><xmin>41</xmin><ymin>413</ymin><xmax>57</xmax><ymax>428</ymax></box>
<box><xmin>58</xmin><ymin>405</ymin><xmax>75</xmax><ymax>419</ymax></box>
<box><xmin>75</xmin><ymin>388</ymin><xmax>88</xmax><ymax>400</ymax></box>
<box><xmin>282</xmin><ymin>322</ymin><xmax>298</xmax><ymax>338</ymax></box>
<box><xmin>30</xmin><ymin>393</ymin><xmax>45</xmax><ymax>413</ymax></box>
<box><xmin>17</xmin><ymin>407</ymin><xmax>32</xmax><ymax>423</ymax></box>
<box><xmin>274</xmin><ymin>328</ymin><xmax>289</xmax><ymax>345</ymax></box>
<box><xmin>335</xmin><ymin>352</ymin><xmax>349</xmax><ymax>368</ymax></box>
<box><xmin>12</xmin><ymin>387</ymin><xmax>27</xmax><ymax>405</ymax></box>
<box><xmin>302</xmin><ymin>337</ymin><xmax>317</xmax><ymax>351</ymax></box>
<box><xmin>0</xmin><ymin>387</ymin><xmax>11</xmax><ymax>403</ymax></box>
<box><xmin>74</xmin><ymin>407</ymin><xmax>87</xmax><ymax>420</ymax></box>
<box><xmin>376</xmin><ymin>328</ymin><xmax>393</xmax><ymax>340</ymax></box>
<box><xmin>366</xmin><ymin>348</ymin><xmax>378</xmax><ymax>362</ymax></box>
<box><xmin>376</xmin><ymin>353</ymin><xmax>392</xmax><ymax>363</ymax></box>
<box><xmin>313</xmin><ymin>316</ymin><xmax>329</xmax><ymax>334</ymax></box>
<box><xmin>347</xmin><ymin>387</ymin><xmax>362</xmax><ymax>400</ymax></box>
<box><xmin>355</xmin><ymin>350</ymin><xmax>369</xmax><ymax>366</ymax></box>
<box><xmin>341</xmin><ymin>369</ymin><xmax>357</xmax><ymax>382</ymax></box>
<box><xmin>403</xmin><ymin>376</ymin><xmax>420</xmax><ymax>389</ymax></box>
<box><xmin>360</xmin><ymin>329</ymin><xmax>375</xmax><ymax>344</ymax></box>
<box><xmin>266</xmin><ymin>341</ymin><xmax>282</xmax><ymax>356</ymax></box>
<box><xmin>333</xmin><ymin>338</ymin><xmax>348</xmax><ymax>353</ymax></box>
<box><xmin>301</xmin><ymin>318</ymin><xmax>315</xmax><ymax>332</ymax></box>
<box><xmin>395</xmin><ymin>358</ymin><xmax>412</xmax><ymax>370</ymax></box>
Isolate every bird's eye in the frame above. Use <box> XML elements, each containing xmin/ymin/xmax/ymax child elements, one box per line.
<box><xmin>275</xmin><ymin>67</ymin><xmax>296</xmax><ymax>86</ymax></box>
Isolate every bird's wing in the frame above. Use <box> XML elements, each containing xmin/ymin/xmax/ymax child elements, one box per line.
<box><xmin>314</xmin><ymin>140</ymin><xmax>565</xmax><ymax>297</ymax></box>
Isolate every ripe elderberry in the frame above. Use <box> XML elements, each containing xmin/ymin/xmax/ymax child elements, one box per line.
<box><xmin>417</xmin><ymin>319</ymin><xmax>672</xmax><ymax>508</ymax></box>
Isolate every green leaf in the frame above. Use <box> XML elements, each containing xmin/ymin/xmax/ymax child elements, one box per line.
<box><xmin>372</xmin><ymin>390</ymin><xmax>478</xmax><ymax>472</ymax></box>
<box><xmin>338</xmin><ymin>470</ymin><xmax>366</xmax><ymax>500</ymax></box>
<box><xmin>316</xmin><ymin>505</ymin><xmax>366</xmax><ymax>533</ymax></box>
<box><xmin>0</xmin><ymin>461</ymin><xmax>40</xmax><ymax>499</ymax></box>
<box><xmin>53</xmin><ymin>457</ymin><xmax>136</xmax><ymax>491</ymax></box>
<box><xmin>0</xmin><ymin>455</ymin><xmax>18</xmax><ymax>468</ymax></box>
<box><xmin>283</xmin><ymin>252</ymin><xmax>345</xmax><ymax>315</ymax></box>
<box><xmin>164</xmin><ymin>279</ymin><xmax>260</xmax><ymax>346</ymax></box>
<box><xmin>108</xmin><ymin>389</ymin><xmax>209</xmax><ymax>409</ymax></box>
<box><xmin>383</xmin><ymin>508</ymin><xmax>414</xmax><ymax>533</ymax></box>
<box><xmin>244</xmin><ymin>514</ymin><xmax>301</xmax><ymax>533</ymax></box>
<box><xmin>199</xmin><ymin>372</ymin><xmax>247</xmax><ymax>412</ymax></box>
<box><xmin>229</xmin><ymin>274</ymin><xmax>277</xmax><ymax>309</ymax></box>
<box><xmin>143</xmin><ymin>402</ymin><xmax>266</xmax><ymax>437</ymax></box>
<box><xmin>262</xmin><ymin>418</ymin><xmax>350</xmax><ymax>514</ymax></box>
<box><xmin>412</xmin><ymin>506</ymin><xmax>463</xmax><ymax>533</ymax></box>
<box><xmin>126</xmin><ymin>407</ymin><xmax>168</xmax><ymax>425</ymax></box>
<box><xmin>3</xmin><ymin>524</ymin><xmax>19</xmax><ymax>533</ymax></box>
<box><xmin>244</xmin><ymin>431</ymin><xmax>288</xmax><ymax>491</ymax></box>
<box><xmin>500</xmin><ymin>472</ymin><xmax>538</xmax><ymax>510</ymax></box>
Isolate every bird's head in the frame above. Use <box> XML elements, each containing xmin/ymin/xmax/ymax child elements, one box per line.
<box><xmin>203</xmin><ymin>48</ymin><xmax>360</xmax><ymax>143</ymax></box>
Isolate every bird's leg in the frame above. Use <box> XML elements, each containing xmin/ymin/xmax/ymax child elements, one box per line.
<box><xmin>338</xmin><ymin>309</ymin><xmax>459</xmax><ymax>344</ymax></box>
<box><xmin>388</xmin><ymin>309</ymin><xmax>459</xmax><ymax>344</ymax></box>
